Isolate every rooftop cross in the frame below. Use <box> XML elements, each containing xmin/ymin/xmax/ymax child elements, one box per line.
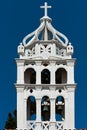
<box><xmin>40</xmin><ymin>2</ymin><xmax>52</xmax><ymax>17</ymax></box>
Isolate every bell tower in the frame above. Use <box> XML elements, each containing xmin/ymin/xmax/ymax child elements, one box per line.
<box><xmin>15</xmin><ymin>2</ymin><xmax>76</xmax><ymax>130</ymax></box>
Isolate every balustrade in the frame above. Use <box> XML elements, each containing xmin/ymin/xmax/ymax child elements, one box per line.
<box><xmin>26</xmin><ymin>121</ymin><xmax>63</xmax><ymax>130</ymax></box>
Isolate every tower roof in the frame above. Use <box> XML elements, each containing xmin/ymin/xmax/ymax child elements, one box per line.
<box><xmin>22</xmin><ymin>2</ymin><xmax>69</xmax><ymax>48</ymax></box>
<box><xmin>18</xmin><ymin>2</ymin><xmax>73</xmax><ymax>60</ymax></box>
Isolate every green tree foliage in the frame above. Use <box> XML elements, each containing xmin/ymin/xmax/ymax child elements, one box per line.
<box><xmin>5</xmin><ymin>110</ymin><xmax>17</xmax><ymax>129</ymax></box>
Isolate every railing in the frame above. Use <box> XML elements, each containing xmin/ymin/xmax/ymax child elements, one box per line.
<box><xmin>26</xmin><ymin>121</ymin><xmax>63</xmax><ymax>130</ymax></box>
<box><xmin>2</xmin><ymin>128</ymin><xmax>87</xmax><ymax>130</ymax></box>
<box><xmin>42</xmin><ymin>121</ymin><xmax>49</xmax><ymax>130</ymax></box>
<box><xmin>5</xmin><ymin>121</ymin><xmax>87</xmax><ymax>130</ymax></box>
<box><xmin>27</xmin><ymin>121</ymin><xmax>36</xmax><ymax>130</ymax></box>
<box><xmin>56</xmin><ymin>121</ymin><xmax>63</xmax><ymax>130</ymax></box>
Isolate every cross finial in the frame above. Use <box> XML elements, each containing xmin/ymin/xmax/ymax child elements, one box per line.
<box><xmin>40</xmin><ymin>2</ymin><xmax>52</xmax><ymax>17</ymax></box>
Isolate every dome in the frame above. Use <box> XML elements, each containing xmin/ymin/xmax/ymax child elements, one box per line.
<box><xmin>18</xmin><ymin>2</ymin><xmax>73</xmax><ymax>59</ymax></box>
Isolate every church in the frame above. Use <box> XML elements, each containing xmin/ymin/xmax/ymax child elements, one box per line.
<box><xmin>15</xmin><ymin>2</ymin><xmax>76</xmax><ymax>130</ymax></box>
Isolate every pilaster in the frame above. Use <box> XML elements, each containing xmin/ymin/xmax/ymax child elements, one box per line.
<box><xmin>67</xmin><ymin>59</ymin><xmax>76</xmax><ymax>84</ymax></box>
<box><xmin>16</xmin><ymin>59</ymin><xmax>25</xmax><ymax>84</ymax></box>
<box><xmin>24</xmin><ymin>98</ymin><xmax>27</xmax><ymax>129</ymax></box>
<box><xmin>16</xmin><ymin>87</ymin><xmax>24</xmax><ymax>129</ymax></box>
<box><xmin>67</xmin><ymin>87</ymin><xmax>75</xmax><ymax>129</ymax></box>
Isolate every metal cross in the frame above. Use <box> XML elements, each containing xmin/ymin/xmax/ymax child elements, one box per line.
<box><xmin>40</xmin><ymin>2</ymin><xmax>52</xmax><ymax>17</ymax></box>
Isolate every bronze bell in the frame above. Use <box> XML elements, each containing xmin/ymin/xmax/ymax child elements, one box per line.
<box><xmin>43</xmin><ymin>105</ymin><xmax>49</xmax><ymax>111</ymax></box>
<box><xmin>57</xmin><ymin>105</ymin><xmax>63</xmax><ymax>110</ymax></box>
<box><xmin>57</xmin><ymin>101</ymin><xmax>64</xmax><ymax>110</ymax></box>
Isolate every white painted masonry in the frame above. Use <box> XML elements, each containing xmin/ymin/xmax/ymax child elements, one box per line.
<box><xmin>15</xmin><ymin>2</ymin><xmax>76</xmax><ymax>130</ymax></box>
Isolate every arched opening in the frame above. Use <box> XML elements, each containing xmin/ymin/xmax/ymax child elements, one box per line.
<box><xmin>56</xmin><ymin>68</ymin><xmax>67</xmax><ymax>84</ymax></box>
<box><xmin>24</xmin><ymin>68</ymin><xmax>36</xmax><ymax>84</ymax></box>
<box><xmin>41</xmin><ymin>69</ymin><xmax>50</xmax><ymax>84</ymax></box>
<box><xmin>27</xmin><ymin>96</ymin><xmax>36</xmax><ymax>120</ymax></box>
<box><xmin>41</xmin><ymin>96</ymin><xmax>50</xmax><ymax>121</ymax></box>
<box><xmin>55</xmin><ymin>96</ymin><xmax>65</xmax><ymax>121</ymax></box>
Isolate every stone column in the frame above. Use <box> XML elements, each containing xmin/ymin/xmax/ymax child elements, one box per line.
<box><xmin>50</xmin><ymin>98</ymin><xmax>56</xmax><ymax>121</ymax></box>
<box><xmin>50</xmin><ymin>61</ymin><xmax>56</xmax><ymax>84</ymax></box>
<box><xmin>36</xmin><ymin>69</ymin><xmax>41</xmax><ymax>84</ymax></box>
<box><xmin>50</xmin><ymin>98</ymin><xmax>56</xmax><ymax>130</ymax></box>
<box><xmin>35</xmin><ymin>61</ymin><xmax>41</xmax><ymax>84</ymax></box>
<box><xmin>36</xmin><ymin>98</ymin><xmax>41</xmax><ymax>121</ymax></box>
<box><xmin>50</xmin><ymin>70</ymin><xmax>55</xmax><ymax>84</ymax></box>
<box><xmin>35</xmin><ymin>98</ymin><xmax>42</xmax><ymax>130</ymax></box>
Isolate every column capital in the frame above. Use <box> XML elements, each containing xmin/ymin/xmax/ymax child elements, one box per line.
<box><xmin>35</xmin><ymin>86</ymin><xmax>42</xmax><ymax>91</ymax></box>
<box><xmin>67</xmin><ymin>85</ymin><xmax>76</xmax><ymax>92</ymax></box>
<box><xmin>16</xmin><ymin>87</ymin><xmax>24</xmax><ymax>92</ymax></box>
<box><xmin>49</xmin><ymin>86</ymin><xmax>56</xmax><ymax>90</ymax></box>
<box><xmin>15</xmin><ymin>58</ymin><xmax>25</xmax><ymax>66</ymax></box>
<box><xmin>66</xmin><ymin>59</ymin><xmax>76</xmax><ymax>66</ymax></box>
<box><xmin>50</xmin><ymin>61</ymin><xmax>56</xmax><ymax>66</ymax></box>
<box><xmin>35</xmin><ymin>61</ymin><xmax>42</xmax><ymax>65</ymax></box>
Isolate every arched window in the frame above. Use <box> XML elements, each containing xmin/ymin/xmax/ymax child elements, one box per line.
<box><xmin>56</xmin><ymin>68</ymin><xmax>67</xmax><ymax>84</ymax></box>
<box><xmin>55</xmin><ymin>96</ymin><xmax>65</xmax><ymax>121</ymax></box>
<box><xmin>24</xmin><ymin>68</ymin><xmax>36</xmax><ymax>84</ymax></box>
<box><xmin>27</xmin><ymin>96</ymin><xmax>36</xmax><ymax>120</ymax></box>
<box><xmin>41</xmin><ymin>96</ymin><xmax>50</xmax><ymax>121</ymax></box>
<box><xmin>41</xmin><ymin>69</ymin><xmax>50</xmax><ymax>84</ymax></box>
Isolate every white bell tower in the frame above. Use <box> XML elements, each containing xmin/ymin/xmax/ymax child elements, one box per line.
<box><xmin>15</xmin><ymin>2</ymin><xmax>76</xmax><ymax>130</ymax></box>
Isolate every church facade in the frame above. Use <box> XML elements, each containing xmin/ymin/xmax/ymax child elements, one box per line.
<box><xmin>15</xmin><ymin>2</ymin><xmax>76</xmax><ymax>130</ymax></box>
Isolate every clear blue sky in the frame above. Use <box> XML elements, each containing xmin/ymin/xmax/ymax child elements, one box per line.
<box><xmin>0</xmin><ymin>0</ymin><xmax>87</xmax><ymax>129</ymax></box>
